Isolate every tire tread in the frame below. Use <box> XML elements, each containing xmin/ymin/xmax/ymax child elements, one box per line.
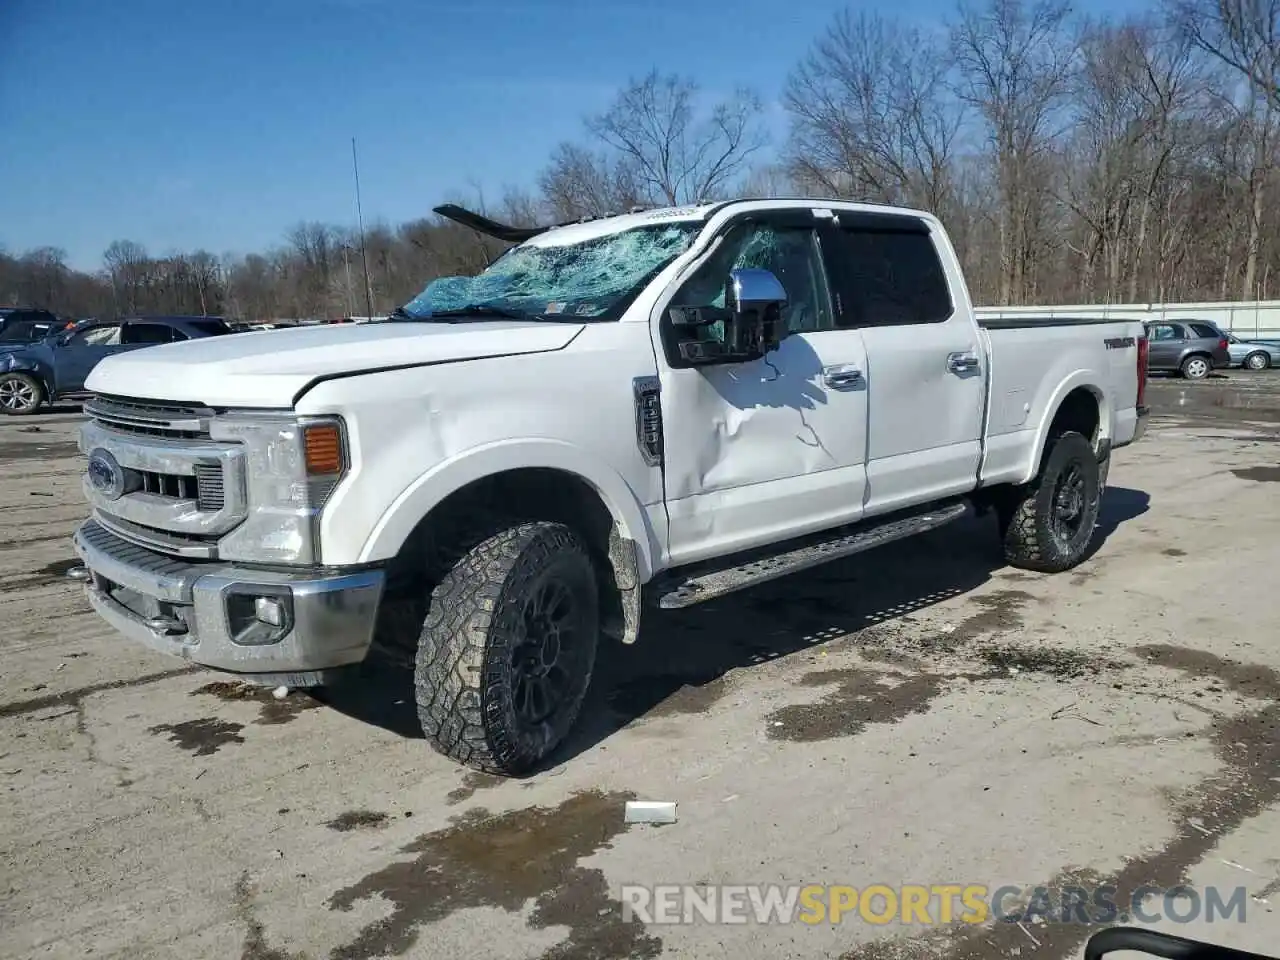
<box><xmin>413</xmin><ymin>520</ymin><xmax>596</xmax><ymax>775</ymax></box>
<box><xmin>1000</xmin><ymin>430</ymin><xmax>1101</xmax><ymax>574</ymax></box>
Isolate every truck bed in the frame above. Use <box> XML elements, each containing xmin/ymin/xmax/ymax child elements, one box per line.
<box><xmin>977</xmin><ymin>314</ymin><xmax>1146</xmax><ymax>488</ymax></box>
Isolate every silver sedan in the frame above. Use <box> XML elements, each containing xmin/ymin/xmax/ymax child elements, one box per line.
<box><xmin>1226</xmin><ymin>333</ymin><xmax>1280</xmax><ymax>370</ymax></box>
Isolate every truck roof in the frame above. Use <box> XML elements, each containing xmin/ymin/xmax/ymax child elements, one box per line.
<box><xmin>519</xmin><ymin>204</ymin><xmax>721</xmax><ymax>248</ymax></box>
<box><xmin>436</xmin><ymin>197</ymin><xmax>940</xmax><ymax>251</ymax></box>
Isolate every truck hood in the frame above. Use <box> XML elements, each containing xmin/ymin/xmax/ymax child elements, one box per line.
<box><xmin>84</xmin><ymin>320</ymin><xmax>585</xmax><ymax>407</ymax></box>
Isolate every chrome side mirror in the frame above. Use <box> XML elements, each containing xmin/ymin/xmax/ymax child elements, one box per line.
<box><xmin>726</xmin><ymin>267</ymin><xmax>787</xmax><ymax>315</ymax></box>
<box><xmin>724</xmin><ymin>267</ymin><xmax>788</xmax><ymax>358</ymax></box>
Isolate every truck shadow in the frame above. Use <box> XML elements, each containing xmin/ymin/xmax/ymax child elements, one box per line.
<box><xmin>561</xmin><ymin>484</ymin><xmax>1150</xmax><ymax>766</ymax></box>
<box><xmin>314</xmin><ymin>487</ymin><xmax>1150</xmax><ymax>767</ymax></box>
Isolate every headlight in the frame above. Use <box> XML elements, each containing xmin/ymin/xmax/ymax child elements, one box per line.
<box><xmin>212</xmin><ymin>414</ymin><xmax>348</xmax><ymax>565</ymax></box>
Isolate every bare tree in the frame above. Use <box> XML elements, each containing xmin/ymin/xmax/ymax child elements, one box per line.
<box><xmin>739</xmin><ymin>163</ymin><xmax>797</xmax><ymax>198</ymax></box>
<box><xmin>1059</xmin><ymin>16</ymin><xmax>1209</xmax><ymax>301</ymax></box>
<box><xmin>538</xmin><ymin>143</ymin><xmax>645</xmax><ymax>219</ymax></box>
<box><xmin>785</xmin><ymin>11</ymin><xmax>964</xmax><ymax>213</ymax></box>
<box><xmin>103</xmin><ymin>240</ymin><xmax>150</xmax><ymax>313</ymax></box>
<box><xmin>952</xmin><ymin>0</ymin><xmax>1080</xmax><ymax>304</ymax></box>
<box><xmin>584</xmin><ymin>70</ymin><xmax>767</xmax><ymax>206</ymax></box>
<box><xmin>1176</xmin><ymin>0</ymin><xmax>1280</xmax><ymax>109</ymax></box>
<box><xmin>14</xmin><ymin>8</ymin><xmax>1280</xmax><ymax>323</ymax></box>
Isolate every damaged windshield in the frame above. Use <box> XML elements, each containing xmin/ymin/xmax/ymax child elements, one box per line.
<box><xmin>397</xmin><ymin>222</ymin><xmax>702</xmax><ymax>322</ymax></box>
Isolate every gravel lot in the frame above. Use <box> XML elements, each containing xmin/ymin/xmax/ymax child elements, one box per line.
<box><xmin>4</xmin><ymin>376</ymin><xmax>1280</xmax><ymax>960</ymax></box>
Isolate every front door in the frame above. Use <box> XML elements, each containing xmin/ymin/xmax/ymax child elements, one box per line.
<box><xmin>654</xmin><ymin>213</ymin><xmax>871</xmax><ymax>567</ymax></box>
<box><xmin>819</xmin><ymin>215</ymin><xmax>985</xmax><ymax>516</ymax></box>
<box><xmin>53</xmin><ymin>322</ymin><xmax>129</xmax><ymax>394</ymax></box>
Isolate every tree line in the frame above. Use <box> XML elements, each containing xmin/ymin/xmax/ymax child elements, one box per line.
<box><xmin>3</xmin><ymin>0</ymin><xmax>1277</xmax><ymax>322</ymax></box>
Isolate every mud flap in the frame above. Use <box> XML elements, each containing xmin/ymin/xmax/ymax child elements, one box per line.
<box><xmin>606</xmin><ymin>528</ymin><xmax>642</xmax><ymax>645</ymax></box>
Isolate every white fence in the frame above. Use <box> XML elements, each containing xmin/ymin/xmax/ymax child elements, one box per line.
<box><xmin>974</xmin><ymin>300</ymin><xmax>1280</xmax><ymax>340</ymax></box>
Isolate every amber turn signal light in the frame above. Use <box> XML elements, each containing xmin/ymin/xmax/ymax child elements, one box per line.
<box><xmin>303</xmin><ymin>423</ymin><xmax>344</xmax><ymax>475</ymax></box>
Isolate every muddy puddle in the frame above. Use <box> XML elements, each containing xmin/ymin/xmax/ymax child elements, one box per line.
<box><xmin>1148</xmin><ymin>378</ymin><xmax>1280</xmax><ymax>425</ymax></box>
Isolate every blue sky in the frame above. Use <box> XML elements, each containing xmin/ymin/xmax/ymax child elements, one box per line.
<box><xmin>1</xmin><ymin>0</ymin><xmax>1146</xmax><ymax>272</ymax></box>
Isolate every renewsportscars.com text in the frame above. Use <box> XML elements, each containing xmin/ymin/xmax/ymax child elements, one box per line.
<box><xmin>620</xmin><ymin>884</ymin><xmax>1249</xmax><ymax>926</ymax></box>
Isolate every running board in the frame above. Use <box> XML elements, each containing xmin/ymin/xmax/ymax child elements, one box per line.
<box><xmin>656</xmin><ymin>500</ymin><xmax>970</xmax><ymax>610</ymax></box>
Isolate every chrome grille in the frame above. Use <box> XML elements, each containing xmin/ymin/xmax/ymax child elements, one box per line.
<box><xmin>85</xmin><ymin>395</ymin><xmax>214</xmax><ymax>440</ymax></box>
<box><xmin>79</xmin><ymin>413</ymin><xmax>247</xmax><ymax>560</ymax></box>
<box><xmin>138</xmin><ymin>469</ymin><xmax>197</xmax><ymax>500</ymax></box>
<box><xmin>128</xmin><ymin>465</ymin><xmax>224</xmax><ymax>510</ymax></box>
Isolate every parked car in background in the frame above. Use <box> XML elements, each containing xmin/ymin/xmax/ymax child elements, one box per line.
<box><xmin>0</xmin><ymin>308</ymin><xmax>66</xmax><ymax>344</ymax></box>
<box><xmin>1143</xmin><ymin>320</ymin><xmax>1231</xmax><ymax>379</ymax></box>
<box><xmin>1223</xmin><ymin>331</ymin><xmax>1280</xmax><ymax>370</ymax></box>
<box><xmin>0</xmin><ymin>315</ymin><xmax>233</xmax><ymax>414</ymax></box>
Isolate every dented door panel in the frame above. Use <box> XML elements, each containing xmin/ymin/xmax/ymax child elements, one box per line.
<box><xmin>660</xmin><ymin>329</ymin><xmax>870</xmax><ymax>566</ymax></box>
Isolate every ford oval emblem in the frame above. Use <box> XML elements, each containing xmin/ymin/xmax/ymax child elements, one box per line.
<box><xmin>87</xmin><ymin>448</ymin><xmax>126</xmax><ymax>500</ymax></box>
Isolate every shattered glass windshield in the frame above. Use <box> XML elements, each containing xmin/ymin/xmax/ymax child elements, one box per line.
<box><xmin>398</xmin><ymin>222</ymin><xmax>702</xmax><ymax>322</ymax></box>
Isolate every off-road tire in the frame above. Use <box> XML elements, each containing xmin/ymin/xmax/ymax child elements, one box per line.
<box><xmin>1180</xmin><ymin>354</ymin><xmax>1211</xmax><ymax>380</ymax></box>
<box><xmin>0</xmin><ymin>373</ymin><xmax>44</xmax><ymax>415</ymax></box>
<box><xmin>998</xmin><ymin>430</ymin><xmax>1101</xmax><ymax>573</ymax></box>
<box><xmin>414</xmin><ymin>520</ymin><xmax>599</xmax><ymax>775</ymax></box>
<box><xmin>1245</xmin><ymin>351</ymin><xmax>1270</xmax><ymax>371</ymax></box>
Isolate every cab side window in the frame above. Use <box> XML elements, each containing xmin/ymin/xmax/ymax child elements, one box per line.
<box><xmin>671</xmin><ymin>222</ymin><xmax>835</xmax><ymax>335</ymax></box>
<box><xmin>1150</xmin><ymin>324</ymin><xmax>1180</xmax><ymax>341</ymax></box>
<box><xmin>70</xmin><ymin>324</ymin><xmax>123</xmax><ymax>346</ymax></box>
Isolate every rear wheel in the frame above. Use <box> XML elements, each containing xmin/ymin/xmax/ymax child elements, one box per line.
<box><xmin>0</xmin><ymin>373</ymin><xmax>44</xmax><ymax>415</ymax></box>
<box><xmin>414</xmin><ymin>520</ymin><xmax>599</xmax><ymax>775</ymax></box>
<box><xmin>1245</xmin><ymin>351</ymin><xmax>1270</xmax><ymax>371</ymax></box>
<box><xmin>1180</xmin><ymin>355</ymin><xmax>1211</xmax><ymax>380</ymax></box>
<box><xmin>998</xmin><ymin>431</ymin><xmax>1102</xmax><ymax>573</ymax></box>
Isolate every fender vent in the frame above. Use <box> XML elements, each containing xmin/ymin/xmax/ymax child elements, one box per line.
<box><xmin>633</xmin><ymin>376</ymin><xmax>663</xmax><ymax>467</ymax></box>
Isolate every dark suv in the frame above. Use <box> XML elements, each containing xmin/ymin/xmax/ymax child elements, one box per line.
<box><xmin>0</xmin><ymin>308</ymin><xmax>69</xmax><ymax>345</ymax></box>
<box><xmin>0</xmin><ymin>315</ymin><xmax>232</xmax><ymax>414</ymax></box>
<box><xmin>1143</xmin><ymin>320</ymin><xmax>1232</xmax><ymax>380</ymax></box>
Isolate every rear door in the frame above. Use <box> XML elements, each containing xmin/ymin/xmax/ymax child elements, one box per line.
<box><xmin>1147</xmin><ymin>322</ymin><xmax>1185</xmax><ymax>369</ymax></box>
<box><xmin>818</xmin><ymin>213</ymin><xmax>985</xmax><ymax>517</ymax></box>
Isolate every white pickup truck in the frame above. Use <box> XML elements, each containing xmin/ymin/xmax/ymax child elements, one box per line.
<box><xmin>69</xmin><ymin>198</ymin><xmax>1150</xmax><ymax>775</ymax></box>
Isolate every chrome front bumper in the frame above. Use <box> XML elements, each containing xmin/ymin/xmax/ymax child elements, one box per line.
<box><xmin>72</xmin><ymin>519</ymin><xmax>384</xmax><ymax>685</ymax></box>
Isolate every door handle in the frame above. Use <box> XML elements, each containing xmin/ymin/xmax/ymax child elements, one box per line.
<box><xmin>947</xmin><ymin>351</ymin><xmax>980</xmax><ymax>373</ymax></box>
<box><xmin>823</xmin><ymin>364</ymin><xmax>864</xmax><ymax>388</ymax></box>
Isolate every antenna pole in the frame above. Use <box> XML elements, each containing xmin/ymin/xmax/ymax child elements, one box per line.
<box><xmin>351</xmin><ymin>137</ymin><xmax>375</xmax><ymax>319</ymax></box>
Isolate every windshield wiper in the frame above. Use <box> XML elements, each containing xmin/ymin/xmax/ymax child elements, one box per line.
<box><xmin>426</xmin><ymin>305</ymin><xmax>529</xmax><ymax>322</ymax></box>
<box><xmin>388</xmin><ymin>305</ymin><xmax>413</xmax><ymax>321</ymax></box>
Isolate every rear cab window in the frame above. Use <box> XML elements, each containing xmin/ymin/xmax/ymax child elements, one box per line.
<box><xmin>821</xmin><ymin>215</ymin><xmax>954</xmax><ymax>327</ymax></box>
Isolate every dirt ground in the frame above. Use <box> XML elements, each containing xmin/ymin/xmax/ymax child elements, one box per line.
<box><xmin>3</xmin><ymin>375</ymin><xmax>1280</xmax><ymax>960</ymax></box>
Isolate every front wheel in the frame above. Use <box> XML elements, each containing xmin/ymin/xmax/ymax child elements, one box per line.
<box><xmin>0</xmin><ymin>373</ymin><xmax>44</xmax><ymax>415</ymax></box>
<box><xmin>1245</xmin><ymin>351</ymin><xmax>1270</xmax><ymax>371</ymax></box>
<box><xmin>1180</xmin><ymin>355</ymin><xmax>1211</xmax><ymax>380</ymax></box>
<box><xmin>414</xmin><ymin>520</ymin><xmax>599</xmax><ymax>775</ymax></box>
<box><xmin>998</xmin><ymin>431</ymin><xmax>1102</xmax><ymax>573</ymax></box>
